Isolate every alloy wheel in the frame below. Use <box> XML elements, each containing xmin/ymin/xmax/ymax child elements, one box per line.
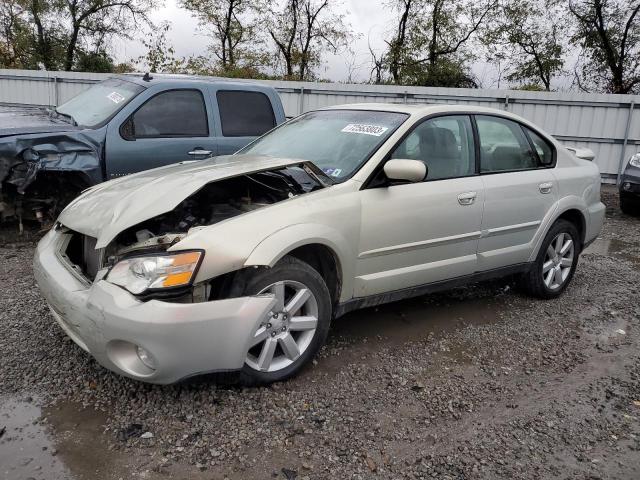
<box><xmin>542</xmin><ymin>232</ymin><xmax>575</xmax><ymax>291</ymax></box>
<box><xmin>245</xmin><ymin>280</ymin><xmax>319</xmax><ymax>372</ymax></box>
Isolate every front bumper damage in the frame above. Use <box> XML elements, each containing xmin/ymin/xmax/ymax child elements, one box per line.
<box><xmin>33</xmin><ymin>228</ymin><xmax>276</xmax><ymax>384</ymax></box>
<box><xmin>0</xmin><ymin>131</ymin><xmax>103</xmax><ymax>223</ymax></box>
<box><xmin>620</xmin><ymin>169</ymin><xmax>640</xmax><ymax>198</ymax></box>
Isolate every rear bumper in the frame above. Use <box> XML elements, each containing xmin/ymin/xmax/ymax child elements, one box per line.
<box><xmin>33</xmin><ymin>229</ymin><xmax>276</xmax><ymax>384</ymax></box>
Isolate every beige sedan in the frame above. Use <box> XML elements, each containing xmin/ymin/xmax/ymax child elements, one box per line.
<box><xmin>34</xmin><ymin>104</ymin><xmax>605</xmax><ymax>384</ymax></box>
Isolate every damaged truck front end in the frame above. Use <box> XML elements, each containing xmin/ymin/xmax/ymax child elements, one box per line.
<box><xmin>34</xmin><ymin>159</ymin><xmax>329</xmax><ymax>383</ymax></box>
<box><xmin>0</xmin><ymin>127</ymin><xmax>104</xmax><ymax>228</ymax></box>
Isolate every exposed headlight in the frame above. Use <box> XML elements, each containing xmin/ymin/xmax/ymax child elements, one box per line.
<box><xmin>106</xmin><ymin>251</ymin><xmax>203</xmax><ymax>294</ymax></box>
<box><xmin>630</xmin><ymin>153</ymin><xmax>640</xmax><ymax>168</ymax></box>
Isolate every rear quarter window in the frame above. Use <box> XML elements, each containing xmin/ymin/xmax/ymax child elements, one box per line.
<box><xmin>217</xmin><ymin>90</ymin><xmax>276</xmax><ymax>137</ymax></box>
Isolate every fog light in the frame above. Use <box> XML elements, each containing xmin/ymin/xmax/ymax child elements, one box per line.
<box><xmin>623</xmin><ymin>182</ymin><xmax>632</xmax><ymax>191</ymax></box>
<box><xmin>136</xmin><ymin>346</ymin><xmax>157</xmax><ymax>370</ymax></box>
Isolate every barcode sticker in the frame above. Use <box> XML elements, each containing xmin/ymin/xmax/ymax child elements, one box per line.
<box><xmin>107</xmin><ymin>91</ymin><xmax>126</xmax><ymax>104</ymax></box>
<box><xmin>341</xmin><ymin>124</ymin><xmax>389</xmax><ymax>136</ymax></box>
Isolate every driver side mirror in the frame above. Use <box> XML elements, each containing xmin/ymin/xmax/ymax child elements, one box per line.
<box><xmin>384</xmin><ymin>159</ymin><xmax>427</xmax><ymax>183</ymax></box>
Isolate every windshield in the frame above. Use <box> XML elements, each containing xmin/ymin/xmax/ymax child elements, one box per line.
<box><xmin>239</xmin><ymin>110</ymin><xmax>409</xmax><ymax>181</ymax></box>
<box><xmin>56</xmin><ymin>78</ymin><xmax>144</xmax><ymax>128</ymax></box>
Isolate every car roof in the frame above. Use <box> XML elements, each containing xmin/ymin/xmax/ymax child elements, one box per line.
<box><xmin>111</xmin><ymin>73</ymin><xmax>266</xmax><ymax>89</ymax></box>
<box><xmin>320</xmin><ymin>102</ymin><xmax>521</xmax><ymax>118</ymax></box>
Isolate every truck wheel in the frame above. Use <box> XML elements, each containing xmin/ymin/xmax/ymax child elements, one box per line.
<box><xmin>620</xmin><ymin>195</ymin><xmax>640</xmax><ymax>216</ymax></box>
<box><xmin>239</xmin><ymin>256</ymin><xmax>332</xmax><ymax>385</ymax></box>
<box><xmin>519</xmin><ymin>219</ymin><xmax>581</xmax><ymax>299</ymax></box>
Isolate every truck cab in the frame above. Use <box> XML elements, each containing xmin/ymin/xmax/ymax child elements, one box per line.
<box><xmin>0</xmin><ymin>74</ymin><xmax>286</xmax><ymax>223</ymax></box>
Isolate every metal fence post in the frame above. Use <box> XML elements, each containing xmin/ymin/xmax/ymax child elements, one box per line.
<box><xmin>617</xmin><ymin>101</ymin><xmax>635</xmax><ymax>185</ymax></box>
<box><xmin>298</xmin><ymin>86</ymin><xmax>305</xmax><ymax>114</ymax></box>
<box><xmin>53</xmin><ymin>76</ymin><xmax>59</xmax><ymax>107</ymax></box>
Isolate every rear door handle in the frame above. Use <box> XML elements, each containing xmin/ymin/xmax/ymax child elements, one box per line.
<box><xmin>188</xmin><ymin>148</ymin><xmax>212</xmax><ymax>156</ymax></box>
<box><xmin>539</xmin><ymin>182</ymin><xmax>553</xmax><ymax>194</ymax></box>
<box><xmin>457</xmin><ymin>191</ymin><xmax>477</xmax><ymax>206</ymax></box>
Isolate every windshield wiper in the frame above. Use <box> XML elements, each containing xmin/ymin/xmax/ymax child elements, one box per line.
<box><xmin>51</xmin><ymin>107</ymin><xmax>78</xmax><ymax>127</ymax></box>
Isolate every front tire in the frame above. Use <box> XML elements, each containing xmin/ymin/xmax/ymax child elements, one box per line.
<box><xmin>239</xmin><ymin>256</ymin><xmax>332</xmax><ymax>385</ymax></box>
<box><xmin>520</xmin><ymin>219</ymin><xmax>580</xmax><ymax>299</ymax></box>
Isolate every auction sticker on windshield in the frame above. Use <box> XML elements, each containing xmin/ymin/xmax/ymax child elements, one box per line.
<box><xmin>107</xmin><ymin>91</ymin><xmax>126</xmax><ymax>104</ymax></box>
<box><xmin>341</xmin><ymin>124</ymin><xmax>389</xmax><ymax>136</ymax></box>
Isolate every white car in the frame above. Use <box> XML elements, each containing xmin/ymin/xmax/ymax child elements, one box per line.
<box><xmin>34</xmin><ymin>104</ymin><xmax>605</xmax><ymax>384</ymax></box>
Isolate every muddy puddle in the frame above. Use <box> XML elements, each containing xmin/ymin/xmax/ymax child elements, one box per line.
<box><xmin>583</xmin><ymin>237</ymin><xmax>640</xmax><ymax>264</ymax></box>
<box><xmin>0</xmin><ymin>396</ymin><xmax>215</xmax><ymax>480</ymax></box>
<box><xmin>333</xmin><ymin>289</ymin><xmax>506</xmax><ymax>347</ymax></box>
<box><xmin>0</xmin><ymin>396</ymin><xmax>70</xmax><ymax>480</ymax></box>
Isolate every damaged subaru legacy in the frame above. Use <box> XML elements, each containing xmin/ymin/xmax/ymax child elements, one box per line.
<box><xmin>34</xmin><ymin>104</ymin><xmax>605</xmax><ymax>384</ymax></box>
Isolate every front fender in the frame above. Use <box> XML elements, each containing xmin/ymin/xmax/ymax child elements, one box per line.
<box><xmin>245</xmin><ymin>223</ymin><xmax>355</xmax><ymax>302</ymax></box>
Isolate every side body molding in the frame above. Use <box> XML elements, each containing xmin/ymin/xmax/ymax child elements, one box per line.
<box><xmin>245</xmin><ymin>223</ymin><xmax>355</xmax><ymax>303</ymax></box>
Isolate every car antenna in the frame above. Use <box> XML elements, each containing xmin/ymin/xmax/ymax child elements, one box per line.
<box><xmin>142</xmin><ymin>72</ymin><xmax>153</xmax><ymax>82</ymax></box>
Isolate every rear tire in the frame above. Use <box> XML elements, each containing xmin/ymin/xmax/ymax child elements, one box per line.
<box><xmin>519</xmin><ymin>219</ymin><xmax>581</xmax><ymax>299</ymax></box>
<box><xmin>238</xmin><ymin>256</ymin><xmax>332</xmax><ymax>385</ymax></box>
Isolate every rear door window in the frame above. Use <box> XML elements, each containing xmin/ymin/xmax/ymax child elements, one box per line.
<box><xmin>476</xmin><ymin>116</ymin><xmax>538</xmax><ymax>172</ymax></box>
<box><xmin>217</xmin><ymin>90</ymin><xmax>276</xmax><ymax>137</ymax></box>
<box><xmin>525</xmin><ymin>127</ymin><xmax>554</xmax><ymax>166</ymax></box>
<box><xmin>132</xmin><ymin>89</ymin><xmax>208</xmax><ymax>138</ymax></box>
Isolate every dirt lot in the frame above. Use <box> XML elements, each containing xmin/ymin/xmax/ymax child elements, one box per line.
<box><xmin>1</xmin><ymin>185</ymin><xmax>639</xmax><ymax>480</ymax></box>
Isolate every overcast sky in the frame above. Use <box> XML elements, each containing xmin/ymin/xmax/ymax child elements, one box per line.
<box><xmin>113</xmin><ymin>0</ymin><xmax>504</xmax><ymax>86</ymax></box>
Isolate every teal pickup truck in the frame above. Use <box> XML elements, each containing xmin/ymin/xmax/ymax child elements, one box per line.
<box><xmin>0</xmin><ymin>73</ymin><xmax>286</xmax><ymax>224</ymax></box>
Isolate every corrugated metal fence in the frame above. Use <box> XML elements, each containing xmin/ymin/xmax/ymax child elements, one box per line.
<box><xmin>1</xmin><ymin>68</ymin><xmax>638</xmax><ymax>180</ymax></box>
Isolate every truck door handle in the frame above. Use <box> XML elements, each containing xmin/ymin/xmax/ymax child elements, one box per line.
<box><xmin>539</xmin><ymin>182</ymin><xmax>553</xmax><ymax>194</ymax></box>
<box><xmin>188</xmin><ymin>149</ymin><xmax>212</xmax><ymax>156</ymax></box>
<box><xmin>457</xmin><ymin>191</ymin><xmax>477</xmax><ymax>206</ymax></box>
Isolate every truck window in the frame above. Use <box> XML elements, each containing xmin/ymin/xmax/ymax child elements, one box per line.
<box><xmin>132</xmin><ymin>89</ymin><xmax>208</xmax><ymax>138</ymax></box>
<box><xmin>217</xmin><ymin>90</ymin><xmax>276</xmax><ymax>137</ymax></box>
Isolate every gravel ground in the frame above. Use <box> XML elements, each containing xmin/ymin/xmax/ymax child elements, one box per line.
<box><xmin>1</xmin><ymin>185</ymin><xmax>639</xmax><ymax>480</ymax></box>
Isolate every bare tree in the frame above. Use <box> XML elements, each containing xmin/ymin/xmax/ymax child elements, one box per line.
<box><xmin>268</xmin><ymin>0</ymin><xmax>352</xmax><ymax>80</ymax></box>
<box><xmin>385</xmin><ymin>0</ymin><xmax>413</xmax><ymax>84</ymax></box>
<box><xmin>568</xmin><ymin>0</ymin><xmax>640</xmax><ymax>94</ymax></box>
<box><xmin>61</xmin><ymin>0</ymin><xmax>154</xmax><ymax>71</ymax></box>
<box><xmin>180</xmin><ymin>0</ymin><xmax>262</xmax><ymax>72</ymax></box>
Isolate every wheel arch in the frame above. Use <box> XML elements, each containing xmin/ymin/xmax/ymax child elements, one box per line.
<box><xmin>530</xmin><ymin>199</ymin><xmax>589</xmax><ymax>262</ymax></box>
<box><xmin>556</xmin><ymin>208</ymin><xmax>586</xmax><ymax>246</ymax></box>
<box><xmin>244</xmin><ymin>223</ymin><xmax>354</xmax><ymax>304</ymax></box>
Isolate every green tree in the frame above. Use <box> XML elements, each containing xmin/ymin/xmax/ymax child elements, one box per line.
<box><xmin>569</xmin><ymin>0</ymin><xmax>640</xmax><ymax>94</ymax></box>
<box><xmin>383</xmin><ymin>0</ymin><xmax>497</xmax><ymax>87</ymax></box>
<box><xmin>136</xmin><ymin>22</ymin><xmax>186</xmax><ymax>73</ymax></box>
<box><xmin>486</xmin><ymin>0</ymin><xmax>565</xmax><ymax>91</ymax></box>
<box><xmin>0</xmin><ymin>0</ymin><xmax>156</xmax><ymax>71</ymax></box>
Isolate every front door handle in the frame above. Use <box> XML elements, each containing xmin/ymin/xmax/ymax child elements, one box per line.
<box><xmin>188</xmin><ymin>148</ymin><xmax>212</xmax><ymax>156</ymax></box>
<box><xmin>457</xmin><ymin>191</ymin><xmax>477</xmax><ymax>206</ymax></box>
<box><xmin>539</xmin><ymin>182</ymin><xmax>553</xmax><ymax>194</ymax></box>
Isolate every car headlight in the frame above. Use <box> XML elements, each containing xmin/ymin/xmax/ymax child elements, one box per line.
<box><xmin>630</xmin><ymin>153</ymin><xmax>640</xmax><ymax>168</ymax></box>
<box><xmin>106</xmin><ymin>251</ymin><xmax>203</xmax><ymax>295</ymax></box>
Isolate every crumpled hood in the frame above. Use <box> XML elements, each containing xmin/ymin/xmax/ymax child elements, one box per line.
<box><xmin>0</xmin><ymin>106</ymin><xmax>79</xmax><ymax>137</ymax></box>
<box><xmin>58</xmin><ymin>155</ymin><xmax>309</xmax><ymax>248</ymax></box>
